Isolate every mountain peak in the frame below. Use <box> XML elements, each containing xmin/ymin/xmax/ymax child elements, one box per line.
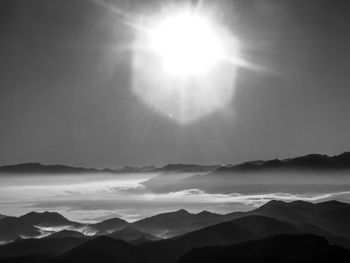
<box><xmin>19</xmin><ymin>211</ymin><xmax>70</xmax><ymax>224</ymax></box>
<box><xmin>175</xmin><ymin>209</ymin><xmax>191</xmax><ymax>215</ymax></box>
<box><xmin>196</xmin><ymin>210</ymin><xmax>218</xmax><ymax>217</ymax></box>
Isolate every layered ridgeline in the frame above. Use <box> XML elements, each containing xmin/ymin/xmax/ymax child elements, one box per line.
<box><xmin>1</xmin><ymin>200</ymin><xmax>350</xmax><ymax>262</ymax></box>
<box><xmin>143</xmin><ymin>152</ymin><xmax>350</xmax><ymax>194</ymax></box>
<box><xmin>2</xmin><ymin>151</ymin><xmax>350</xmax><ymax>175</ymax></box>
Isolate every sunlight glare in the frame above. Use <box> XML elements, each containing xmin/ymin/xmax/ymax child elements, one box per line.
<box><xmin>132</xmin><ymin>5</ymin><xmax>241</xmax><ymax>124</ymax></box>
<box><xmin>148</xmin><ymin>12</ymin><xmax>224</xmax><ymax>77</ymax></box>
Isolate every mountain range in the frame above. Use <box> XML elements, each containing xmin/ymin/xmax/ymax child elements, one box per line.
<box><xmin>2</xmin><ymin>151</ymin><xmax>350</xmax><ymax>175</ymax></box>
<box><xmin>1</xmin><ymin>200</ymin><xmax>350</xmax><ymax>262</ymax></box>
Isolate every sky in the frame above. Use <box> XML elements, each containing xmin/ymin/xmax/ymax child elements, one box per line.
<box><xmin>1</xmin><ymin>0</ymin><xmax>350</xmax><ymax>168</ymax></box>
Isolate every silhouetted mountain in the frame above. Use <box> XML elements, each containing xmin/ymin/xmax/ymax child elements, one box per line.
<box><xmin>17</xmin><ymin>212</ymin><xmax>73</xmax><ymax>226</ymax></box>
<box><xmin>233</xmin><ymin>200</ymin><xmax>350</xmax><ymax>240</ymax></box>
<box><xmin>131</xmin><ymin>209</ymin><xmax>224</xmax><ymax>238</ymax></box>
<box><xmin>108</xmin><ymin>227</ymin><xmax>160</xmax><ymax>242</ymax></box>
<box><xmin>88</xmin><ymin>217</ymin><xmax>129</xmax><ymax>235</ymax></box>
<box><xmin>0</xmin><ymin>212</ymin><xmax>81</xmax><ymax>242</ymax></box>
<box><xmin>0</xmin><ymin>237</ymin><xmax>87</xmax><ymax>259</ymax></box>
<box><xmin>4</xmin><ymin>215</ymin><xmax>302</xmax><ymax>263</ymax></box>
<box><xmin>179</xmin><ymin>234</ymin><xmax>350</xmax><ymax>263</ymax></box>
<box><xmin>130</xmin><ymin>236</ymin><xmax>154</xmax><ymax>245</ymax></box>
<box><xmin>216</xmin><ymin>152</ymin><xmax>350</xmax><ymax>173</ymax></box>
<box><xmin>0</xmin><ymin>254</ymin><xmax>50</xmax><ymax>263</ymax></box>
<box><xmin>129</xmin><ymin>210</ymin><xmax>350</xmax><ymax>263</ymax></box>
<box><xmin>158</xmin><ymin>164</ymin><xmax>220</xmax><ymax>173</ymax></box>
<box><xmin>0</xmin><ymin>163</ymin><xmax>101</xmax><ymax>174</ymax></box>
<box><xmin>113</xmin><ymin>166</ymin><xmax>158</xmax><ymax>173</ymax></box>
<box><xmin>2</xmin><ymin>151</ymin><xmax>350</xmax><ymax>176</ymax></box>
<box><xmin>56</xmin><ymin>236</ymin><xmax>134</xmax><ymax>263</ymax></box>
<box><xmin>45</xmin><ymin>230</ymin><xmax>86</xmax><ymax>239</ymax></box>
<box><xmin>2</xmin><ymin>205</ymin><xmax>350</xmax><ymax>263</ymax></box>
<box><xmin>129</xmin><ymin>215</ymin><xmax>306</xmax><ymax>263</ymax></box>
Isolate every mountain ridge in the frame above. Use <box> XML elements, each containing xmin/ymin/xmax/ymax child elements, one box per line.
<box><xmin>3</xmin><ymin>151</ymin><xmax>350</xmax><ymax>175</ymax></box>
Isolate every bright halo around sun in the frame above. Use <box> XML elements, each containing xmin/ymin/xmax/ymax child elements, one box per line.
<box><xmin>148</xmin><ymin>12</ymin><xmax>224</xmax><ymax>77</ymax></box>
<box><xmin>132</xmin><ymin>5</ymin><xmax>240</xmax><ymax>124</ymax></box>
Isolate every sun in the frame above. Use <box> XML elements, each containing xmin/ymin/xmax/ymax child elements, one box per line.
<box><xmin>148</xmin><ymin>12</ymin><xmax>224</xmax><ymax>77</ymax></box>
<box><xmin>131</xmin><ymin>5</ymin><xmax>241</xmax><ymax>124</ymax></box>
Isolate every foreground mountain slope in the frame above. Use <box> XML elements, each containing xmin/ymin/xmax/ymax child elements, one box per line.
<box><xmin>0</xmin><ymin>237</ymin><xmax>87</xmax><ymax>258</ymax></box>
<box><xmin>1</xmin><ymin>212</ymin><xmax>350</xmax><ymax>263</ymax></box>
<box><xmin>54</xmin><ymin>215</ymin><xmax>348</xmax><ymax>263</ymax></box>
<box><xmin>226</xmin><ymin>200</ymin><xmax>350</xmax><ymax>239</ymax></box>
<box><xmin>179</xmin><ymin>234</ymin><xmax>350</xmax><ymax>263</ymax></box>
<box><xmin>56</xmin><ymin>236</ymin><xmax>134</xmax><ymax>263</ymax></box>
<box><xmin>131</xmin><ymin>215</ymin><xmax>304</xmax><ymax>263</ymax></box>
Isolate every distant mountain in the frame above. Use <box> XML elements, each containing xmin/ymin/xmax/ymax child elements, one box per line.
<box><xmin>0</xmin><ymin>211</ymin><xmax>81</xmax><ymax>242</ymax></box>
<box><xmin>131</xmin><ymin>209</ymin><xmax>224</xmax><ymax>238</ymax></box>
<box><xmin>179</xmin><ymin>234</ymin><xmax>350</xmax><ymax>263</ymax></box>
<box><xmin>114</xmin><ymin>166</ymin><xmax>158</xmax><ymax>173</ymax></box>
<box><xmin>0</xmin><ymin>163</ymin><xmax>101</xmax><ymax>174</ymax></box>
<box><xmin>88</xmin><ymin>217</ymin><xmax>129</xmax><ymax>235</ymax></box>
<box><xmin>216</xmin><ymin>152</ymin><xmax>350</xmax><ymax>173</ymax></box>
<box><xmin>158</xmin><ymin>164</ymin><xmax>220</xmax><ymax>173</ymax></box>
<box><xmin>108</xmin><ymin>227</ymin><xmax>160</xmax><ymax>242</ymax></box>
<box><xmin>2</xmin><ymin>151</ymin><xmax>349</xmax><ymax>176</ymax></box>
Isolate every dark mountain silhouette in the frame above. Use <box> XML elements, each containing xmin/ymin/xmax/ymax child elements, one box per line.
<box><xmin>5</xmin><ymin>215</ymin><xmax>301</xmax><ymax>263</ymax></box>
<box><xmin>2</xmin><ymin>151</ymin><xmax>350</xmax><ymax>177</ymax></box>
<box><xmin>0</xmin><ymin>163</ymin><xmax>102</xmax><ymax>174</ymax></box>
<box><xmin>14</xmin><ymin>211</ymin><xmax>74</xmax><ymax>226</ymax></box>
<box><xmin>0</xmin><ymin>212</ymin><xmax>81</xmax><ymax>242</ymax></box>
<box><xmin>0</xmin><ymin>254</ymin><xmax>51</xmax><ymax>263</ymax></box>
<box><xmin>0</xmin><ymin>162</ymin><xmax>219</xmax><ymax>175</ymax></box>
<box><xmin>130</xmin><ymin>236</ymin><xmax>155</xmax><ymax>245</ymax></box>
<box><xmin>178</xmin><ymin>234</ymin><xmax>350</xmax><ymax>263</ymax></box>
<box><xmin>131</xmin><ymin>209</ymin><xmax>224</xmax><ymax>238</ymax></box>
<box><xmin>108</xmin><ymin>227</ymin><xmax>160</xmax><ymax>242</ymax></box>
<box><xmin>89</xmin><ymin>217</ymin><xmax>129</xmax><ymax>235</ymax></box>
<box><xmin>129</xmin><ymin>215</ymin><xmax>306</xmax><ymax>263</ymax></box>
<box><xmin>158</xmin><ymin>164</ymin><xmax>220</xmax><ymax>173</ymax></box>
<box><xmin>53</xmin><ymin>215</ymin><xmax>346</xmax><ymax>263</ymax></box>
<box><xmin>0</xmin><ymin>214</ymin><xmax>7</xmax><ymax>220</ymax></box>
<box><xmin>55</xmin><ymin>236</ymin><xmax>134</xmax><ymax>263</ymax></box>
<box><xmin>216</xmin><ymin>152</ymin><xmax>350</xmax><ymax>173</ymax></box>
<box><xmin>45</xmin><ymin>230</ymin><xmax>86</xmax><ymax>239</ymax></box>
<box><xmin>227</xmin><ymin>200</ymin><xmax>350</xmax><ymax>240</ymax></box>
<box><xmin>2</xmin><ymin>200</ymin><xmax>350</xmax><ymax>262</ymax></box>
<box><xmin>114</xmin><ymin>165</ymin><xmax>158</xmax><ymax>173</ymax></box>
<box><xmin>0</xmin><ymin>237</ymin><xmax>87</xmax><ymax>259</ymax></box>
<box><xmin>2</xmin><ymin>205</ymin><xmax>350</xmax><ymax>263</ymax></box>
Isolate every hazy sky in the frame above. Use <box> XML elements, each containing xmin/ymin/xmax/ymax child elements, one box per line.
<box><xmin>1</xmin><ymin>0</ymin><xmax>350</xmax><ymax>168</ymax></box>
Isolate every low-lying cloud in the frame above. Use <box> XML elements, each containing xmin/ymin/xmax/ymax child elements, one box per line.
<box><xmin>1</xmin><ymin>173</ymin><xmax>350</xmax><ymax>222</ymax></box>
